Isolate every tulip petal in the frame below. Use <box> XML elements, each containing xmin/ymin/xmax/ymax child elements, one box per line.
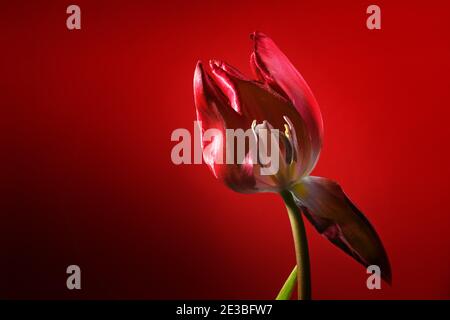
<box><xmin>194</xmin><ymin>61</ymin><xmax>243</xmax><ymax>132</ymax></box>
<box><xmin>194</xmin><ymin>62</ymin><xmax>253</xmax><ymax>188</ymax></box>
<box><xmin>209</xmin><ymin>60</ymin><xmax>313</xmax><ymax>178</ymax></box>
<box><xmin>251</xmin><ymin>32</ymin><xmax>323</xmax><ymax>174</ymax></box>
<box><xmin>289</xmin><ymin>176</ymin><xmax>391</xmax><ymax>283</ymax></box>
<box><xmin>194</xmin><ymin>62</ymin><xmax>279</xmax><ymax>193</ymax></box>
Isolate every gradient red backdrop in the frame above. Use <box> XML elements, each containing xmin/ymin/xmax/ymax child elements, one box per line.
<box><xmin>2</xmin><ymin>0</ymin><xmax>450</xmax><ymax>299</ymax></box>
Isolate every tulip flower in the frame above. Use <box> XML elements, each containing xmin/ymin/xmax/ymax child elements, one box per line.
<box><xmin>193</xmin><ymin>32</ymin><xmax>391</xmax><ymax>299</ymax></box>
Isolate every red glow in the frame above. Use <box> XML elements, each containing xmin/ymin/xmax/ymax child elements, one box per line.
<box><xmin>2</xmin><ymin>0</ymin><xmax>450</xmax><ymax>299</ymax></box>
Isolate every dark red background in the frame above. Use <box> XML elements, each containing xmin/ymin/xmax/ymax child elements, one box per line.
<box><xmin>2</xmin><ymin>0</ymin><xmax>450</xmax><ymax>299</ymax></box>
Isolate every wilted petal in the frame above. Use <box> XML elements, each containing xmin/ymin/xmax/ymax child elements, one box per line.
<box><xmin>194</xmin><ymin>62</ymin><xmax>253</xmax><ymax>189</ymax></box>
<box><xmin>193</xmin><ymin>61</ymin><xmax>243</xmax><ymax>132</ymax></box>
<box><xmin>209</xmin><ymin>59</ymin><xmax>312</xmax><ymax>178</ymax></box>
<box><xmin>289</xmin><ymin>176</ymin><xmax>391</xmax><ymax>283</ymax></box>
<box><xmin>251</xmin><ymin>32</ymin><xmax>323</xmax><ymax>174</ymax></box>
<box><xmin>194</xmin><ymin>61</ymin><xmax>278</xmax><ymax>193</ymax></box>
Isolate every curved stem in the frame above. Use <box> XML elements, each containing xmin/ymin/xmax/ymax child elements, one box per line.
<box><xmin>280</xmin><ymin>190</ymin><xmax>311</xmax><ymax>300</ymax></box>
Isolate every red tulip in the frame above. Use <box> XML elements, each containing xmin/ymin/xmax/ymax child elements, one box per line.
<box><xmin>193</xmin><ymin>32</ymin><xmax>391</xmax><ymax>299</ymax></box>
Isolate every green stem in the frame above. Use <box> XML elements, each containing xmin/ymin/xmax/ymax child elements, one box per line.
<box><xmin>276</xmin><ymin>265</ymin><xmax>297</xmax><ymax>300</ymax></box>
<box><xmin>280</xmin><ymin>190</ymin><xmax>311</xmax><ymax>300</ymax></box>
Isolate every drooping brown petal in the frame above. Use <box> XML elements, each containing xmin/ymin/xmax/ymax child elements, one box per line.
<box><xmin>289</xmin><ymin>176</ymin><xmax>392</xmax><ymax>284</ymax></box>
<box><xmin>251</xmin><ymin>32</ymin><xmax>323</xmax><ymax>175</ymax></box>
<box><xmin>209</xmin><ymin>60</ymin><xmax>313</xmax><ymax>178</ymax></box>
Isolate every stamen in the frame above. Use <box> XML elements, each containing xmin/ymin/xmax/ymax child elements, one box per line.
<box><xmin>282</xmin><ymin>116</ymin><xmax>298</xmax><ymax>163</ymax></box>
<box><xmin>283</xmin><ymin>116</ymin><xmax>294</xmax><ymax>130</ymax></box>
<box><xmin>281</xmin><ymin>133</ymin><xmax>294</xmax><ymax>165</ymax></box>
<box><xmin>251</xmin><ymin>120</ymin><xmax>277</xmax><ymax>169</ymax></box>
<box><xmin>284</xmin><ymin>124</ymin><xmax>290</xmax><ymax>138</ymax></box>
